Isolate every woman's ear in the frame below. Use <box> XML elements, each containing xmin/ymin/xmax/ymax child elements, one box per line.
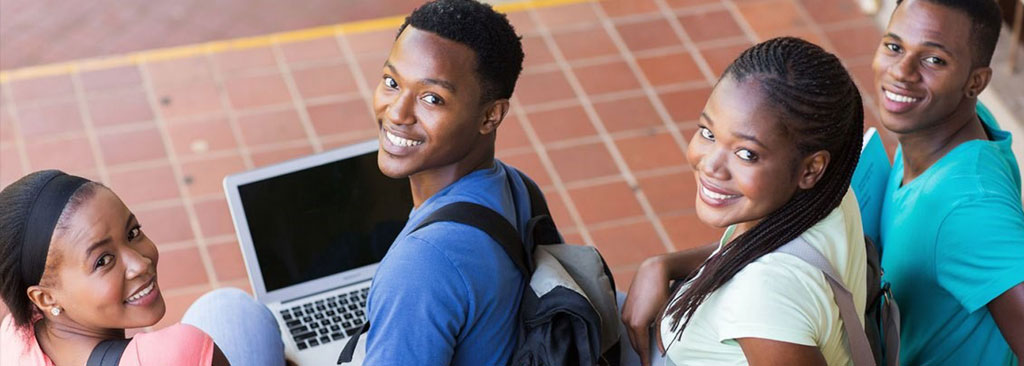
<box><xmin>480</xmin><ymin>99</ymin><xmax>510</xmax><ymax>135</ymax></box>
<box><xmin>26</xmin><ymin>285</ymin><xmax>58</xmax><ymax>317</ymax></box>
<box><xmin>797</xmin><ymin>150</ymin><xmax>830</xmax><ymax>190</ymax></box>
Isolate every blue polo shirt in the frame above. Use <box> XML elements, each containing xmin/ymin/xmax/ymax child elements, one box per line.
<box><xmin>364</xmin><ymin>160</ymin><xmax>529</xmax><ymax>365</ymax></box>
<box><xmin>880</xmin><ymin>105</ymin><xmax>1024</xmax><ymax>366</ymax></box>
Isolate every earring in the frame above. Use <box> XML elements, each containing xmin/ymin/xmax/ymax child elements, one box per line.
<box><xmin>50</xmin><ymin>306</ymin><xmax>62</xmax><ymax>316</ymax></box>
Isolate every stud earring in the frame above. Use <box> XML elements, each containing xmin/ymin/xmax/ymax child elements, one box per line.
<box><xmin>50</xmin><ymin>306</ymin><xmax>62</xmax><ymax>316</ymax></box>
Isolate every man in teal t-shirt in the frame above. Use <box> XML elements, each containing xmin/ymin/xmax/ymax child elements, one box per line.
<box><xmin>874</xmin><ymin>0</ymin><xmax>1024</xmax><ymax>364</ymax></box>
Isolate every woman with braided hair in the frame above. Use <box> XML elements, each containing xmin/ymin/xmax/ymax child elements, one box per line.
<box><xmin>621</xmin><ymin>37</ymin><xmax>867</xmax><ymax>365</ymax></box>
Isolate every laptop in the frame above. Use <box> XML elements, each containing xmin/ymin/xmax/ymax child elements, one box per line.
<box><xmin>222</xmin><ymin>140</ymin><xmax>413</xmax><ymax>365</ymax></box>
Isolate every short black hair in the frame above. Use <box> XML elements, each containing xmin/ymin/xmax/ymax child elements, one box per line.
<box><xmin>397</xmin><ymin>0</ymin><xmax>524</xmax><ymax>102</ymax></box>
<box><xmin>0</xmin><ymin>170</ymin><xmax>100</xmax><ymax>328</ymax></box>
<box><xmin>895</xmin><ymin>0</ymin><xmax>1002</xmax><ymax>66</ymax></box>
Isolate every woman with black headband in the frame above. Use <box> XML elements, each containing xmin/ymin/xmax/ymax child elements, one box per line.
<box><xmin>0</xmin><ymin>170</ymin><xmax>287</xmax><ymax>366</ymax></box>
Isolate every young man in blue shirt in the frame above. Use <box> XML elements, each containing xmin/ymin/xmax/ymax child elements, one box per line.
<box><xmin>363</xmin><ymin>0</ymin><xmax>531</xmax><ymax>364</ymax></box>
<box><xmin>874</xmin><ymin>0</ymin><xmax>1024</xmax><ymax>364</ymax></box>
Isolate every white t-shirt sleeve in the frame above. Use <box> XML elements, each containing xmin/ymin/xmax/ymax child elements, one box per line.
<box><xmin>711</xmin><ymin>255</ymin><xmax>832</xmax><ymax>347</ymax></box>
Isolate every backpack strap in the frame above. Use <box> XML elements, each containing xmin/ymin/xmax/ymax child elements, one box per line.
<box><xmin>413</xmin><ymin>201</ymin><xmax>530</xmax><ymax>277</ymax></box>
<box><xmin>776</xmin><ymin>238</ymin><xmax>876</xmax><ymax>366</ymax></box>
<box><xmin>337</xmin><ymin>321</ymin><xmax>369</xmax><ymax>364</ymax></box>
<box><xmin>87</xmin><ymin>338</ymin><xmax>132</xmax><ymax>366</ymax></box>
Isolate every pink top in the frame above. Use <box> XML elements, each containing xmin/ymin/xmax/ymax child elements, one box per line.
<box><xmin>1</xmin><ymin>315</ymin><xmax>214</xmax><ymax>366</ymax></box>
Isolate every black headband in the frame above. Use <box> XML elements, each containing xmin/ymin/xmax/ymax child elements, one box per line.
<box><xmin>21</xmin><ymin>173</ymin><xmax>89</xmax><ymax>286</ymax></box>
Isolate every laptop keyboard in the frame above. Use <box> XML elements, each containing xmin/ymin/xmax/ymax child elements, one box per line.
<box><xmin>281</xmin><ymin>287</ymin><xmax>369</xmax><ymax>350</ymax></box>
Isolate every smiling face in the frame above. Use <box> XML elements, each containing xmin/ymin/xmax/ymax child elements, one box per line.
<box><xmin>34</xmin><ymin>187</ymin><xmax>164</xmax><ymax>330</ymax></box>
<box><xmin>374</xmin><ymin>27</ymin><xmax>501</xmax><ymax>186</ymax></box>
<box><xmin>872</xmin><ymin>0</ymin><xmax>981</xmax><ymax>134</ymax></box>
<box><xmin>687</xmin><ymin>76</ymin><xmax>815</xmax><ymax>231</ymax></box>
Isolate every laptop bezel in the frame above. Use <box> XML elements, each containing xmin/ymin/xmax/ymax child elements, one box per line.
<box><xmin>222</xmin><ymin>139</ymin><xmax>389</xmax><ymax>304</ymax></box>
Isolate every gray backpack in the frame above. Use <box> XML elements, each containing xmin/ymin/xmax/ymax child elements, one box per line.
<box><xmin>776</xmin><ymin>236</ymin><xmax>900</xmax><ymax>366</ymax></box>
<box><xmin>338</xmin><ymin>170</ymin><xmax>621</xmax><ymax>365</ymax></box>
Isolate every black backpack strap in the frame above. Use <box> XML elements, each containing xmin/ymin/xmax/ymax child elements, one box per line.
<box><xmin>87</xmin><ymin>338</ymin><xmax>132</xmax><ymax>366</ymax></box>
<box><xmin>412</xmin><ymin>201</ymin><xmax>530</xmax><ymax>276</ymax></box>
<box><xmin>337</xmin><ymin>321</ymin><xmax>370</xmax><ymax>364</ymax></box>
<box><xmin>511</xmin><ymin>170</ymin><xmax>561</xmax><ymax>246</ymax></box>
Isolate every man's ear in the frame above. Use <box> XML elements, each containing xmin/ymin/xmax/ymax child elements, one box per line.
<box><xmin>26</xmin><ymin>285</ymin><xmax>58</xmax><ymax>317</ymax></box>
<box><xmin>480</xmin><ymin>99</ymin><xmax>510</xmax><ymax>135</ymax></box>
<box><xmin>964</xmin><ymin>66</ymin><xmax>993</xmax><ymax>99</ymax></box>
<box><xmin>797</xmin><ymin>150</ymin><xmax>830</xmax><ymax>190</ymax></box>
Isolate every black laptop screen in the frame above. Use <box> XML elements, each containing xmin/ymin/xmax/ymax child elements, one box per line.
<box><xmin>237</xmin><ymin>151</ymin><xmax>413</xmax><ymax>292</ymax></box>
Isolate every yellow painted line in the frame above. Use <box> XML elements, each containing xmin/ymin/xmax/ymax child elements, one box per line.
<box><xmin>0</xmin><ymin>0</ymin><xmax>593</xmax><ymax>84</ymax></box>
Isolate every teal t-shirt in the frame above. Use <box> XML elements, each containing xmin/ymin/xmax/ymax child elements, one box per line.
<box><xmin>880</xmin><ymin>104</ymin><xmax>1024</xmax><ymax>366</ymax></box>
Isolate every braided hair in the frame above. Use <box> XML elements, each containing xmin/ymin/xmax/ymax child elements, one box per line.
<box><xmin>662</xmin><ymin>37</ymin><xmax>864</xmax><ymax>340</ymax></box>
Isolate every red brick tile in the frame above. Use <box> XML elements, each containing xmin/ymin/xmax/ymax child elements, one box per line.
<box><xmin>180</xmin><ymin>155</ymin><xmax>246</xmax><ymax>198</ymax></box>
<box><xmin>307</xmin><ymin>99</ymin><xmax>374</xmax><ymax>136</ymax></box>
<box><xmin>590</xmin><ymin>220</ymin><xmax>667</xmax><ymax>268</ymax></box>
<box><xmin>552</xmin><ymin>27</ymin><xmax>619</xmax><ymax>61</ymax></box>
<box><xmin>0</xmin><ymin>146</ymin><xmax>25</xmax><ymax>188</ymax></box>
<box><xmin>679</xmin><ymin>9</ymin><xmax>746</xmax><ymax>44</ymax></box>
<box><xmin>87</xmin><ymin>89</ymin><xmax>154</xmax><ymax>127</ymax></box>
<box><xmin>358</xmin><ymin>58</ymin><xmax>386</xmax><ymax>92</ymax></box>
<box><xmin>615</xmin><ymin>131</ymin><xmax>688</xmax><ymax>172</ymax></box>
<box><xmin>97</xmin><ymin>126</ymin><xmax>167</xmax><ymax>166</ymax></box>
<box><xmin>547</xmin><ymin>142</ymin><xmax>619</xmax><ymax>183</ymax></box>
<box><xmin>193</xmin><ymin>198</ymin><xmax>235</xmax><ymax>237</ymax></box>
<box><xmin>213</xmin><ymin>47</ymin><xmax>278</xmax><ymax>74</ymax></box>
<box><xmin>526</xmin><ymin>104</ymin><xmax>596</xmax><ymax>143</ymax></box>
<box><xmin>756</xmin><ymin>26</ymin><xmax>825</xmax><ymax>46</ymax></box>
<box><xmin>639</xmin><ymin>171</ymin><xmax>697</xmax><ymax>214</ymax></box>
<box><xmin>824</xmin><ymin>22</ymin><xmax>881</xmax><ymax>60</ymax></box>
<box><xmin>659</xmin><ymin>87</ymin><xmax>711</xmax><ymax>122</ymax></box>
<box><xmin>80</xmin><ymin>66</ymin><xmax>143</xmax><ymax>92</ymax></box>
<box><xmin>495</xmin><ymin>115</ymin><xmax>531</xmax><ymax>151</ymax></box>
<box><xmin>157</xmin><ymin>247</ymin><xmax>209</xmax><ymax>289</ymax></box>
<box><xmin>543</xmin><ymin>191</ymin><xmax>575</xmax><ymax>229</ymax></box>
<box><xmin>698</xmin><ymin>42</ymin><xmax>753</xmax><ymax>78</ymax></box>
<box><xmin>637</xmin><ymin>52</ymin><xmax>705</xmax><ymax>87</ymax></box>
<box><xmin>0</xmin><ymin>111</ymin><xmax>14</xmax><ymax>144</ymax></box>
<box><xmin>600</xmin><ymin>0</ymin><xmax>661</xmax><ymax>18</ymax></box>
<box><xmin>665</xmin><ymin>0</ymin><xmax>720</xmax><ymax>9</ymax></box>
<box><xmin>107</xmin><ymin>164</ymin><xmax>180</xmax><ymax>206</ymax></box>
<box><xmin>734</xmin><ymin>0</ymin><xmax>807</xmax><ymax>39</ymax></box>
<box><xmin>500</xmin><ymin>152</ymin><xmax>552</xmax><ymax>187</ymax></box>
<box><xmin>847</xmin><ymin>62</ymin><xmax>878</xmax><ymax>102</ymax></box>
<box><xmin>291</xmin><ymin>63</ymin><xmax>359</xmax><ymax>99</ymax></box>
<box><xmin>280</xmin><ymin>37</ymin><xmax>344</xmax><ymax>64</ymax></box>
<box><xmin>797</xmin><ymin>0</ymin><xmax>866</xmax><ymax>25</ymax></box>
<box><xmin>344</xmin><ymin>30</ymin><xmax>396</xmax><ymax>59</ymax></box>
<box><xmin>155</xmin><ymin>82</ymin><xmax>224</xmax><ymax>119</ymax></box>
<box><xmin>207</xmin><ymin>241</ymin><xmax>247</xmax><ymax>282</ymax></box>
<box><xmin>612</xmin><ymin>268</ymin><xmax>637</xmax><ymax>292</ymax></box>
<box><xmin>616</xmin><ymin>19</ymin><xmax>680</xmax><ymax>52</ymax></box>
<box><xmin>515</xmin><ymin>70</ymin><xmax>576</xmax><ymax>106</ymax></box>
<box><xmin>166</xmin><ymin>117</ymin><xmax>238</xmax><ymax>159</ymax></box>
<box><xmin>25</xmin><ymin>136</ymin><xmax>95</xmax><ymax>173</ymax></box>
<box><xmin>9</xmin><ymin>75</ymin><xmax>75</xmax><ymax>103</ymax></box>
<box><xmin>534</xmin><ymin>3</ymin><xmax>600</xmax><ymax>32</ymax></box>
<box><xmin>151</xmin><ymin>285</ymin><xmax>207</xmax><ymax>330</ymax></box>
<box><xmin>224</xmin><ymin>73</ymin><xmax>292</xmax><ymax>109</ymax></box>
<box><xmin>562</xmin><ymin>232</ymin><xmax>585</xmax><ymax>246</ymax></box>
<box><xmin>506</xmin><ymin>11</ymin><xmax>538</xmax><ymax>35</ymax></box>
<box><xmin>145</xmin><ymin>57</ymin><xmax>214</xmax><ymax>89</ymax></box>
<box><xmin>251</xmin><ymin>144</ymin><xmax>314</xmax><ymax>167</ymax></box>
<box><xmin>568</xmin><ymin>181</ymin><xmax>644</xmax><ymax>225</ymax></box>
<box><xmin>522</xmin><ymin>35</ymin><xmax>555</xmax><ymax>69</ymax></box>
<box><xmin>16</xmin><ymin>100</ymin><xmax>83</xmax><ymax>137</ymax></box>
<box><xmin>237</xmin><ymin>108</ymin><xmax>307</xmax><ymax>146</ymax></box>
<box><xmin>135</xmin><ymin>204</ymin><xmax>195</xmax><ymax>244</ymax></box>
<box><xmin>593</xmin><ymin>95</ymin><xmax>663</xmax><ymax>133</ymax></box>
<box><xmin>574</xmin><ymin>60</ymin><xmax>642</xmax><ymax>95</ymax></box>
<box><xmin>661</xmin><ymin>212</ymin><xmax>723</xmax><ymax>250</ymax></box>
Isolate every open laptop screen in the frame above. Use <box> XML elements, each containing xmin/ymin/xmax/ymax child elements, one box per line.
<box><xmin>237</xmin><ymin>151</ymin><xmax>412</xmax><ymax>292</ymax></box>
